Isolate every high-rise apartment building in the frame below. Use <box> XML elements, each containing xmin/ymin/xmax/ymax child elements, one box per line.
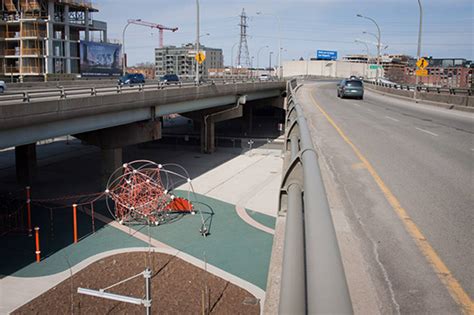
<box><xmin>0</xmin><ymin>0</ymin><xmax>108</xmax><ymax>81</ymax></box>
<box><xmin>155</xmin><ymin>43</ymin><xmax>223</xmax><ymax>79</ymax></box>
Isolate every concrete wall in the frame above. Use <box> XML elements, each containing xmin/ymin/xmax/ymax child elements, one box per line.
<box><xmin>366</xmin><ymin>84</ymin><xmax>473</xmax><ymax>109</ymax></box>
<box><xmin>283</xmin><ymin>60</ymin><xmax>379</xmax><ymax>79</ymax></box>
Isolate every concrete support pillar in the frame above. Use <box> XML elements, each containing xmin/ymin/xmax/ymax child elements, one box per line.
<box><xmin>101</xmin><ymin>148</ymin><xmax>122</xmax><ymax>186</ymax></box>
<box><xmin>242</xmin><ymin>105</ymin><xmax>253</xmax><ymax>135</ymax></box>
<box><xmin>64</xmin><ymin>5</ymin><xmax>71</xmax><ymax>74</ymax></box>
<box><xmin>15</xmin><ymin>143</ymin><xmax>37</xmax><ymax>185</ymax></box>
<box><xmin>74</xmin><ymin>120</ymin><xmax>161</xmax><ymax>185</ymax></box>
<box><xmin>45</xmin><ymin>0</ymin><xmax>54</xmax><ymax>76</ymax></box>
<box><xmin>200</xmin><ymin>116</ymin><xmax>215</xmax><ymax>154</ymax></box>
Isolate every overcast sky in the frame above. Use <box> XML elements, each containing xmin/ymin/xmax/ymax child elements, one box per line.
<box><xmin>93</xmin><ymin>0</ymin><xmax>473</xmax><ymax>66</ymax></box>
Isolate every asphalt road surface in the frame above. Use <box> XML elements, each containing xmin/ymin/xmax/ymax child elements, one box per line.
<box><xmin>297</xmin><ymin>80</ymin><xmax>473</xmax><ymax>314</ymax></box>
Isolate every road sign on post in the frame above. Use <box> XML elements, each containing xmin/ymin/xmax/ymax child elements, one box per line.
<box><xmin>369</xmin><ymin>64</ymin><xmax>382</xmax><ymax>70</ymax></box>
<box><xmin>195</xmin><ymin>51</ymin><xmax>206</xmax><ymax>64</ymax></box>
<box><xmin>415</xmin><ymin>69</ymin><xmax>428</xmax><ymax>76</ymax></box>
<box><xmin>416</xmin><ymin>58</ymin><xmax>428</xmax><ymax>69</ymax></box>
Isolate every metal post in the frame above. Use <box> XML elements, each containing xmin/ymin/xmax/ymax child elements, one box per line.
<box><xmin>195</xmin><ymin>0</ymin><xmax>200</xmax><ymax>85</ymax></box>
<box><xmin>357</xmin><ymin>14</ymin><xmax>381</xmax><ymax>82</ymax></box>
<box><xmin>414</xmin><ymin>0</ymin><xmax>423</xmax><ymax>100</ymax></box>
<box><xmin>231</xmin><ymin>42</ymin><xmax>238</xmax><ymax>77</ymax></box>
<box><xmin>144</xmin><ymin>268</ymin><xmax>152</xmax><ymax>315</ymax></box>
<box><xmin>72</xmin><ymin>204</ymin><xmax>78</xmax><ymax>243</ymax></box>
<box><xmin>257</xmin><ymin>45</ymin><xmax>268</xmax><ymax>77</ymax></box>
<box><xmin>34</xmin><ymin>226</ymin><xmax>40</xmax><ymax>262</ymax></box>
<box><xmin>257</xmin><ymin>12</ymin><xmax>281</xmax><ymax>78</ymax></box>
<box><xmin>269</xmin><ymin>51</ymin><xmax>273</xmax><ymax>73</ymax></box>
<box><xmin>122</xmin><ymin>21</ymin><xmax>132</xmax><ymax>75</ymax></box>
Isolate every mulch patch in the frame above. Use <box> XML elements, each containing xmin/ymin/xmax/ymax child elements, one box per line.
<box><xmin>13</xmin><ymin>251</ymin><xmax>260</xmax><ymax>314</ymax></box>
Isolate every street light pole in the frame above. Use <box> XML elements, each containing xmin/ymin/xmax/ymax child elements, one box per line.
<box><xmin>257</xmin><ymin>12</ymin><xmax>282</xmax><ymax>79</ymax></box>
<box><xmin>415</xmin><ymin>0</ymin><xmax>423</xmax><ymax>100</ymax></box>
<box><xmin>357</xmin><ymin>14</ymin><xmax>381</xmax><ymax>82</ymax></box>
<box><xmin>231</xmin><ymin>42</ymin><xmax>238</xmax><ymax>77</ymax></box>
<box><xmin>355</xmin><ymin>40</ymin><xmax>370</xmax><ymax>78</ymax></box>
<box><xmin>195</xmin><ymin>0</ymin><xmax>200</xmax><ymax>85</ymax></box>
<box><xmin>257</xmin><ymin>45</ymin><xmax>269</xmax><ymax>76</ymax></box>
<box><xmin>122</xmin><ymin>20</ymin><xmax>139</xmax><ymax>75</ymax></box>
<box><xmin>269</xmin><ymin>51</ymin><xmax>273</xmax><ymax>72</ymax></box>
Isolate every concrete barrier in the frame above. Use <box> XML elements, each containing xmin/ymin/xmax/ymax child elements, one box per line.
<box><xmin>366</xmin><ymin>84</ymin><xmax>473</xmax><ymax>109</ymax></box>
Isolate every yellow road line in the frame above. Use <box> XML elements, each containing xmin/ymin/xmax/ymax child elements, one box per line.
<box><xmin>309</xmin><ymin>89</ymin><xmax>473</xmax><ymax>314</ymax></box>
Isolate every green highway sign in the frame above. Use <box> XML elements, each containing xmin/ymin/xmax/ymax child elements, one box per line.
<box><xmin>369</xmin><ymin>64</ymin><xmax>382</xmax><ymax>70</ymax></box>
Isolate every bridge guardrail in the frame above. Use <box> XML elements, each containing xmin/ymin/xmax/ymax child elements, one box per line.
<box><xmin>0</xmin><ymin>78</ymin><xmax>281</xmax><ymax>104</ymax></box>
<box><xmin>278</xmin><ymin>78</ymin><xmax>352</xmax><ymax>314</ymax></box>
<box><xmin>364</xmin><ymin>80</ymin><xmax>473</xmax><ymax>96</ymax></box>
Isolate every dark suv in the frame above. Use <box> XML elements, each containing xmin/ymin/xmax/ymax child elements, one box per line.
<box><xmin>160</xmin><ymin>74</ymin><xmax>180</xmax><ymax>85</ymax></box>
<box><xmin>118</xmin><ymin>73</ymin><xmax>145</xmax><ymax>85</ymax></box>
<box><xmin>337</xmin><ymin>79</ymin><xmax>364</xmax><ymax>99</ymax></box>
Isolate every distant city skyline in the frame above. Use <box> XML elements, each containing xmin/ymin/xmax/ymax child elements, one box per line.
<box><xmin>94</xmin><ymin>0</ymin><xmax>473</xmax><ymax>66</ymax></box>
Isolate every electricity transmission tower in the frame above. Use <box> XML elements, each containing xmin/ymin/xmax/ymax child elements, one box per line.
<box><xmin>237</xmin><ymin>8</ymin><xmax>251</xmax><ymax>68</ymax></box>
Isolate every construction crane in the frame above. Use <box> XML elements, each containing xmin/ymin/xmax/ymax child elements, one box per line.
<box><xmin>127</xmin><ymin>19</ymin><xmax>178</xmax><ymax>48</ymax></box>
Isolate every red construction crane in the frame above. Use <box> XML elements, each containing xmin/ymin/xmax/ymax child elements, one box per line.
<box><xmin>127</xmin><ymin>19</ymin><xmax>178</xmax><ymax>48</ymax></box>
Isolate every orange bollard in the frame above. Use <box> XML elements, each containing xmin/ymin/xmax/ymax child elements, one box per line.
<box><xmin>34</xmin><ymin>227</ymin><xmax>40</xmax><ymax>262</ymax></box>
<box><xmin>73</xmin><ymin>204</ymin><xmax>78</xmax><ymax>243</ymax></box>
<box><xmin>26</xmin><ymin>186</ymin><xmax>32</xmax><ymax>237</ymax></box>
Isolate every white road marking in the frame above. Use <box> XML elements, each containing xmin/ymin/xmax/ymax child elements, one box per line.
<box><xmin>415</xmin><ymin>127</ymin><xmax>439</xmax><ymax>137</ymax></box>
<box><xmin>385</xmin><ymin>116</ymin><xmax>399</xmax><ymax>122</ymax></box>
<box><xmin>367</xmin><ymin>108</ymin><xmax>374</xmax><ymax>112</ymax></box>
<box><xmin>352</xmin><ymin>103</ymin><xmax>361</xmax><ymax>107</ymax></box>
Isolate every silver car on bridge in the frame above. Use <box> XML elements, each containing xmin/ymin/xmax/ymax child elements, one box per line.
<box><xmin>337</xmin><ymin>79</ymin><xmax>364</xmax><ymax>99</ymax></box>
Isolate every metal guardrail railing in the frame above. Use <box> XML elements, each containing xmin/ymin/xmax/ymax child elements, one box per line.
<box><xmin>364</xmin><ymin>80</ymin><xmax>473</xmax><ymax>96</ymax></box>
<box><xmin>0</xmin><ymin>78</ymin><xmax>281</xmax><ymax>104</ymax></box>
<box><xmin>278</xmin><ymin>78</ymin><xmax>352</xmax><ymax>314</ymax></box>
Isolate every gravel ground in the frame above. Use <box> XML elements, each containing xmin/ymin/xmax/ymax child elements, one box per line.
<box><xmin>13</xmin><ymin>251</ymin><xmax>260</xmax><ymax>314</ymax></box>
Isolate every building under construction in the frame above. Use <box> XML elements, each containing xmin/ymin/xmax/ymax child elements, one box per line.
<box><xmin>0</xmin><ymin>0</ymin><xmax>108</xmax><ymax>81</ymax></box>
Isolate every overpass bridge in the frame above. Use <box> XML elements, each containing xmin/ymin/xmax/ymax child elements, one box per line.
<box><xmin>0</xmin><ymin>80</ymin><xmax>286</xmax><ymax>183</ymax></box>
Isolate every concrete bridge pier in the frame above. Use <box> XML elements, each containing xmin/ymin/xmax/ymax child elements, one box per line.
<box><xmin>75</xmin><ymin>120</ymin><xmax>162</xmax><ymax>186</ymax></box>
<box><xmin>100</xmin><ymin>148</ymin><xmax>123</xmax><ymax>185</ymax></box>
<box><xmin>15</xmin><ymin>143</ymin><xmax>37</xmax><ymax>186</ymax></box>
<box><xmin>200</xmin><ymin>104</ymin><xmax>243</xmax><ymax>153</ymax></box>
<box><xmin>242</xmin><ymin>105</ymin><xmax>253</xmax><ymax>135</ymax></box>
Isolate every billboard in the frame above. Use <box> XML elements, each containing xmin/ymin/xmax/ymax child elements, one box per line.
<box><xmin>80</xmin><ymin>41</ymin><xmax>122</xmax><ymax>77</ymax></box>
<box><xmin>316</xmin><ymin>50</ymin><xmax>338</xmax><ymax>60</ymax></box>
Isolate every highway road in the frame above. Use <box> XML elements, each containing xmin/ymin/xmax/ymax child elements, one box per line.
<box><xmin>297</xmin><ymin>80</ymin><xmax>473</xmax><ymax>314</ymax></box>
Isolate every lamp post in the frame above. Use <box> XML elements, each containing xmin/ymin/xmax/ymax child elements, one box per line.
<box><xmin>256</xmin><ymin>11</ymin><xmax>281</xmax><ymax>79</ymax></box>
<box><xmin>122</xmin><ymin>19</ymin><xmax>141</xmax><ymax>75</ymax></box>
<box><xmin>415</xmin><ymin>0</ymin><xmax>423</xmax><ymax>100</ymax></box>
<box><xmin>231</xmin><ymin>42</ymin><xmax>238</xmax><ymax>77</ymax></box>
<box><xmin>357</xmin><ymin>14</ymin><xmax>381</xmax><ymax>82</ymax></box>
<box><xmin>269</xmin><ymin>51</ymin><xmax>273</xmax><ymax>73</ymax></box>
<box><xmin>362</xmin><ymin>31</ymin><xmax>379</xmax><ymax>43</ymax></box>
<box><xmin>195</xmin><ymin>0</ymin><xmax>200</xmax><ymax>84</ymax></box>
<box><xmin>256</xmin><ymin>45</ymin><xmax>269</xmax><ymax>76</ymax></box>
<box><xmin>355</xmin><ymin>40</ymin><xmax>370</xmax><ymax>78</ymax></box>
